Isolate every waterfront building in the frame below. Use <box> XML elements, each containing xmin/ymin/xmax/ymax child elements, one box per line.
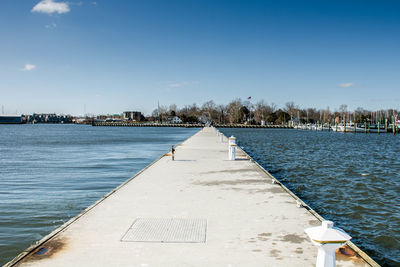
<box><xmin>123</xmin><ymin>111</ymin><xmax>142</xmax><ymax>121</ymax></box>
<box><xmin>171</xmin><ymin>116</ymin><xmax>182</xmax><ymax>123</ymax></box>
<box><xmin>25</xmin><ymin>114</ymin><xmax>72</xmax><ymax>124</ymax></box>
<box><xmin>96</xmin><ymin>115</ymin><xmax>108</xmax><ymax>122</ymax></box>
<box><xmin>0</xmin><ymin>115</ymin><xmax>22</xmax><ymax>124</ymax></box>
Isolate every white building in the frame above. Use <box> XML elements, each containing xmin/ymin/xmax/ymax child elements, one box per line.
<box><xmin>171</xmin><ymin>116</ymin><xmax>182</xmax><ymax>124</ymax></box>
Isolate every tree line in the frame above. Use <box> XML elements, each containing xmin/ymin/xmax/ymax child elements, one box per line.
<box><xmin>151</xmin><ymin>100</ymin><xmax>399</xmax><ymax>125</ymax></box>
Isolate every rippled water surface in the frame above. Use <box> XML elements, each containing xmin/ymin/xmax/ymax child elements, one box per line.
<box><xmin>0</xmin><ymin>124</ymin><xmax>198</xmax><ymax>265</ymax></box>
<box><xmin>220</xmin><ymin>128</ymin><xmax>400</xmax><ymax>266</ymax></box>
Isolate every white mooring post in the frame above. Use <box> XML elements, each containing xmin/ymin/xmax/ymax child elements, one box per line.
<box><xmin>229</xmin><ymin>143</ymin><xmax>236</xmax><ymax>160</ymax></box>
<box><xmin>305</xmin><ymin>221</ymin><xmax>351</xmax><ymax>267</ymax></box>
<box><xmin>228</xmin><ymin>136</ymin><xmax>236</xmax><ymax>160</ymax></box>
<box><xmin>220</xmin><ymin>133</ymin><xmax>223</xmax><ymax>142</ymax></box>
<box><xmin>228</xmin><ymin>136</ymin><xmax>236</xmax><ymax>146</ymax></box>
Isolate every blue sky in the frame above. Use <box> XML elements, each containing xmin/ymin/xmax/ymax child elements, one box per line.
<box><xmin>0</xmin><ymin>0</ymin><xmax>399</xmax><ymax>115</ymax></box>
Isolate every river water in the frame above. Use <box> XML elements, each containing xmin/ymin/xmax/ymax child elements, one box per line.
<box><xmin>0</xmin><ymin>124</ymin><xmax>198</xmax><ymax>265</ymax></box>
<box><xmin>1</xmin><ymin>126</ymin><xmax>398</xmax><ymax>266</ymax></box>
<box><xmin>219</xmin><ymin>128</ymin><xmax>400</xmax><ymax>266</ymax></box>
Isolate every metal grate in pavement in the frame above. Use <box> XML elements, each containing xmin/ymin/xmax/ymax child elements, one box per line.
<box><xmin>121</xmin><ymin>218</ymin><xmax>207</xmax><ymax>243</ymax></box>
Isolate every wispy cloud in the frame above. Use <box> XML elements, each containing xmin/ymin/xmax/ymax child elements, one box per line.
<box><xmin>168</xmin><ymin>83</ymin><xmax>184</xmax><ymax>88</ymax></box>
<box><xmin>22</xmin><ymin>64</ymin><xmax>36</xmax><ymax>71</ymax></box>
<box><xmin>159</xmin><ymin>81</ymin><xmax>199</xmax><ymax>93</ymax></box>
<box><xmin>45</xmin><ymin>23</ymin><xmax>57</xmax><ymax>29</ymax></box>
<box><xmin>339</xmin><ymin>83</ymin><xmax>355</xmax><ymax>88</ymax></box>
<box><xmin>32</xmin><ymin>0</ymin><xmax>70</xmax><ymax>15</ymax></box>
<box><xmin>168</xmin><ymin>81</ymin><xmax>199</xmax><ymax>88</ymax></box>
<box><xmin>163</xmin><ymin>81</ymin><xmax>199</xmax><ymax>92</ymax></box>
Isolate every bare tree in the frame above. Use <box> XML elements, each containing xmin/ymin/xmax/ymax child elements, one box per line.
<box><xmin>217</xmin><ymin>104</ymin><xmax>227</xmax><ymax>123</ymax></box>
<box><xmin>254</xmin><ymin>100</ymin><xmax>272</xmax><ymax>124</ymax></box>
<box><xmin>226</xmin><ymin>99</ymin><xmax>243</xmax><ymax>123</ymax></box>
<box><xmin>284</xmin><ymin>101</ymin><xmax>298</xmax><ymax>120</ymax></box>
<box><xmin>201</xmin><ymin>100</ymin><xmax>219</xmax><ymax>122</ymax></box>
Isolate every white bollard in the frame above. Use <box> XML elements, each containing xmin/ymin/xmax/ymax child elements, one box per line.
<box><xmin>228</xmin><ymin>136</ymin><xmax>236</xmax><ymax>146</ymax></box>
<box><xmin>229</xmin><ymin>144</ymin><xmax>236</xmax><ymax>160</ymax></box>
<box><xmin>220</xmin><ymin>133</ymin><xmax>223</xmax><ymax>142</ymax></box>
<box><xmin>228</xmin><ymin>136</ymin><xmax>236</xmax><ymax>159</ymax></box>
<box><xmin>305</xmin><ymin>221</ymin><xmax>351</xmax><ymax>267</ymax></box>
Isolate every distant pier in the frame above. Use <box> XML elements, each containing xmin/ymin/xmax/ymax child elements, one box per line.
<box><xmin>6</xmin><ymin>127</ymin><xmax>378</xmax><ymax>267</ymax></box>
<box><xmin>92</xmin><ymin>121</ymin><xmax>294</xmax><ymax>128</ymax></box>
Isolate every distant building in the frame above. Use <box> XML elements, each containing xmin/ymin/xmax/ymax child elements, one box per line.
<box><xmin>123</xmin><ymin>111</ymin><xmax>142</xmax><ymax>121</ymax></box>
<box><xmin>112</xmin><ymin>114</ymin><xmax>122</xmax><ymax>119</ymax></box>
<box><xmin>26</xmin><ymin>114</ymin><xmax>72</xmax><ymax>123</ymax></box>
<box><xmin>171</xmin><ymin>116</ymin><xmax>182</xmax><ymax>124</ymax></box>
<box><xmin>0</xmin><ymin>115</ymin><xmax>22</xmax><ymax>124</ymax></box>
<box><xmin>96</xmin><ymin>115</ymin><xmax>108</xmax><ymax>121</ymax></box>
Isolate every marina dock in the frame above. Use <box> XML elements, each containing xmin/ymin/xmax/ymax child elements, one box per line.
<box><xmin>7</xmin><ymin>127</ymin><xmax>378</xmax><ymax>267</ymax></box>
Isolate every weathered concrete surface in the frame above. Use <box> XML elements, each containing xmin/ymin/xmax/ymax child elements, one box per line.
<box><xmin>10</xmin><ymin>127</ymin><xmax>373</xmax><ymax>267</ymax></box>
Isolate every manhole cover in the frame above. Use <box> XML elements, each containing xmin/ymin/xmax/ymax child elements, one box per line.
<box><xmin>121</xmin><ymin>218</ymin><xmax>207</xmax><ymax>243</ymax></box>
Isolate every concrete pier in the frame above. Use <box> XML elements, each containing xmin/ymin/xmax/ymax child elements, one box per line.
<box><xmin>7</xmin><ymin>127</ymin><xmax>377</xmax><ymax>267</ymax></box>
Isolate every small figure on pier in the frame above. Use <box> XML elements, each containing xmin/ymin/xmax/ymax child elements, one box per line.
<box><xmin>171</xmin><ymin>145</ymin><xmax>175</xmax><ymax>161</ymax></box>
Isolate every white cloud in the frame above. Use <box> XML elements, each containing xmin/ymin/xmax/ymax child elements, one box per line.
<box><xmin>161</xmin><ymin>81</ymin><xmax>199</xmax><ymax>92</ymax></box>
<box><xmin>168</xmin><ymin>83</ymin><xmax>183</xmax><ymax>88</ymax></box>
<box><xmin>339</xmin><ymin>83</ymin><xmax>355</xmax><ymax>88</ymax></box>
<box><xmin>23</xmin><ymin>64</ymin><xmax>36</xmax><ymax>71</ymax></box>
<box><xmin>45</xmin><ymin>23</ymin><xmax>57</xmax><ymax>29</ymax></box>
<box><xmin>32</xmin><ymin>0</ymin><xmax>70</xmax><ymax>15</ymax></box>
<box><xmin>167</xmin><ymin>81</ymin><xmax>199</xmax><ymax>88</ymax></box>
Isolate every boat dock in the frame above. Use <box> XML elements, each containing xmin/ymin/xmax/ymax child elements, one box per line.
<box><xmin>6</xmin><ymin>127</ymin><xmax>378</xmax><ymax>266</ymax></box>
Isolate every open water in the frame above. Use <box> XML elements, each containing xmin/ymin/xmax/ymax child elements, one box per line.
<box><xmin>1</xmin><ymin>126</ymin><xmax>399</xmax><ymax>266</ymax></box>
<box><xmin>220</xmin><ymin>128</ymin><xmax>400</xmax><ymax>267</ymax></box>
<box><xmin>0</xmin><ymin>124</ymin><xmax>198</xmax><ymax>265</ymax></box>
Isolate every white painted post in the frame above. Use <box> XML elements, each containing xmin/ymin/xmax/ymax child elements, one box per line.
<box><xmin>220</xmin><ymin>133</ymin><xmax>223</xmax><ymax>142</ymax></box>
<box><xmin>305</xmin><ymin>221</ymin><xmax>351</xmax><ymax>267</ymax></box>
<box><xmin>228</xmin><ymin>136</ymin><xmax>237</xmax><ymax>160</ymax></box>
<box><xmin>229</xmin><ymin>144</ymin><xmax>236</xmax><ymax>160</ymax></box>
<box><xmin>228</xmin><ymin>136</ymin><xmax>236</xmax><ymax>146</ymax></box>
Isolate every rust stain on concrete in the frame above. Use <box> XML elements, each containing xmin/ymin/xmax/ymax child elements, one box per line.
<box><xmin>336</xmin><ymin>244</ymin><xmax>365</xmax><ymax>265</ymax></box>
<box><xmin>16</xmin><ymin>237</ymin><xmax>67</xmax><ymax>266</ymax></box>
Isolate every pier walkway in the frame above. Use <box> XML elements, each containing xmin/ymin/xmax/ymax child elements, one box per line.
<box><xmin>9</xmin><ymin>128</ymin><xmax>375</xmax><ymax>266</ymax></box>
